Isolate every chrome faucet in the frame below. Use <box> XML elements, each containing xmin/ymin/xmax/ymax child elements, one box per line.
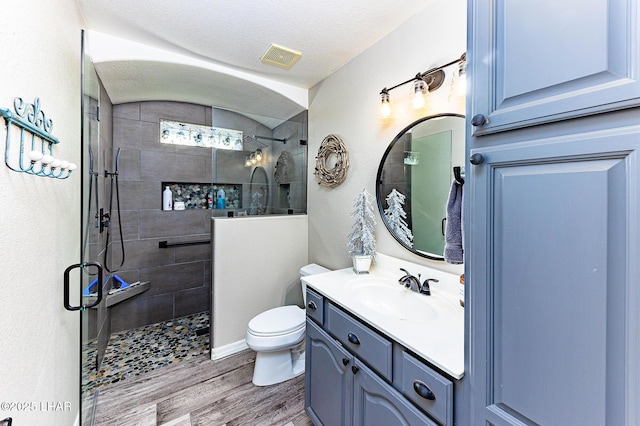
<box><xmin>398</xmin><ymin>268</ymin><xmax>439</xmax><ymax>296</ymax></box>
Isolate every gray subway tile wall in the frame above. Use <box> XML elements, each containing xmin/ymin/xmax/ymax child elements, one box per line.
<box><xmin>109</xmin><ymin>101</ymin><xmax>307</xmax><ymax>333</ymax></box>
<box><xmin>110</xmin><ymin>101</ymin><xmax>214</xmax><ymax>332</ymax></box>
<box><xmin>109</xmin><ymin>101</ymin><xmax>277</xmax><ymax>332</ymax></box>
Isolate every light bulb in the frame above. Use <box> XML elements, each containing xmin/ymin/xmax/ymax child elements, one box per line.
<box><xmin>453</xmin><ymin>54</ymin><xmax>467</xmax><ymax>97</ymax></box>
<box><xmin>68</xmin><ymin>163</ymin><xmax>78</xmax><ymax>171</ymax></box>
<box><xmin>455</xmin><ymin>74</ymin><xmax>467</xmax><ymax>96</ymax></box>
<box><xmin>255</xmin><ymin>149</ymin><xmax>263</xmax><ymax>162</ymax></box>
<box><xmin>51</xmin><ymin>159</ymin><xmax>62</xmax><ymax>168</ymax></box>
<box><xmin>412</xmin><ymin>92</ymin><xmax>425</xmax><ymax>109</ymax></box>
<box><xmin>245</xmin><ymin>158</ymin><xmax>252</xmax><ymax>167</ymax></box>
<box><xmin>450</xmin><ymin>69</ymin><xmax>467</xmax><ymax>98</ymax></box>
<box><xmin>60</xmin><ymin>160</ymin><xmax>70</xmax><ymax>169</ymax></box>
<box><xmin>412</xmin><ymin>80</ymin><xmax>428</xmax><ymax>109</ymax></box>
<box><xmin>28</xmin><ymin>150</ymin><xmax>44</xmax><ymax>162</ymax></box>
<box><xmin>380</xmin><ymin>91</ymin><xmax>391</xmax><ymax>118</ymax></box>
<box><xmin>41</xmin><ymin>154</ymin><xmax>54</xmax><ymax>165</ymax></box>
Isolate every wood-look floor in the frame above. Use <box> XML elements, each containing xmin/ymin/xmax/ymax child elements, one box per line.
<box><xmin>92</xmin><ymin>349</ymin><xmax>314</xmax><ymax>426</ymax></box>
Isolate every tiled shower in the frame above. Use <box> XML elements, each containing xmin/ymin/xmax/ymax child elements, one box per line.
<box><xmin>103</xmin><ymin>101</ymin><xmax>308</xmax><ymax>334</ymax></box>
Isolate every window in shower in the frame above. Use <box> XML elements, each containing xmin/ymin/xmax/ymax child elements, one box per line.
<box><xmin>160</xmin><ymin>119</ymin><xmax>243</xmax><ymax>150</ymax></box>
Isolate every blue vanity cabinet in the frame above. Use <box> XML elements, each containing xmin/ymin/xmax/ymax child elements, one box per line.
<box><xmin>305</xmin><ymin>290</ymin><xmax>455</xmax><ymax>425</ymax></box>
<box><xmin>305</xmin><ymin>319</ymin><xmax>353</xmax><ymax>425</ymax></box>
<box><xmin>466</xmin><ymin>0</ymin><xmax>640</xmax><ymax>424</ymax></box>
<box><xmin>352</xmin><ymin>359</ymin><xmax>438</xmax><ymax>426</ymax></box>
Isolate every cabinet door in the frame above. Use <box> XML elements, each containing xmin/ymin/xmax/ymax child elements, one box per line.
<box><xmin>305</xmin><ymin>319</ymin><xmax>353</xmax><ymax>425</ymax></box>
<box><xmin>469</xmin><ymin>0</ymin><xmax>640</xmax><ymax>135</ymax></box>
<box><xmin>352</xmin><ymin>359</ymin><xmax>437</xmax><ymax>426</ymax></box>
<box><xmin>466</xmin><ymin>128</ymin><xmax>640</xmax><ymax>425</ymax></box>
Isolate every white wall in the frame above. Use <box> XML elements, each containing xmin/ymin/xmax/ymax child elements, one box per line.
<box><xmin>0</xmin><ymin>1</ymin><xmax>84</xmax><ymax>425</ymax></box>
<box><xmin>211</xmin><ymin>215</ymin><xmax>308</xmax><ymax>356</ymax></box>
<box><xmin>308</xmin><ymin>2</ymin><xmax>466</xmax><ymax>274</ymax></box>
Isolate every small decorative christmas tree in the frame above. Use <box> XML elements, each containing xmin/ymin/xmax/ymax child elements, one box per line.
<box><xmin>347</xmin><ymin>188</ymin><xmax>377</xmax><ymax>261</ymax></box>
<box><xmin>249</xmin><ymin>191</ymin><xmax>264</xmax><ymax>215</ymax></box>
<box><xmin>384</xmin><ymin>189</ymin><xmax>413</xmax><ymax>247</ymax></box>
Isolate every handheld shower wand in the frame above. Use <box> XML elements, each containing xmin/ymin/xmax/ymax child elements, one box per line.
<box><xmin>103</xmin><ymin>147</ymin><xmax>126</xmax><ymax>274</ymax></box>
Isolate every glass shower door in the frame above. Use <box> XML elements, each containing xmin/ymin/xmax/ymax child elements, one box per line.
<box><xmin>79</xmin><ymin>29</ymin><xmax>104</xmax><ymax>425</ymax></box>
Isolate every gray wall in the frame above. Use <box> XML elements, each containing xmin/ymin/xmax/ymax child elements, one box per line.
<box><xmin>110</xmin><ymin>101</ymin><xmax>271</xmax><ymax>332</ymax></box>
<box><xmin>272</xmin><ymin>111</ymin><xmax>308</xmax><ymax>214</ymax></box>
<box><xmin>85</xmin><ymin>82</ymin><xmax>114</xmax><ymax>368</ymax></box>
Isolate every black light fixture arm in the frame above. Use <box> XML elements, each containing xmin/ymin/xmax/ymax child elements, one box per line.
<box><xmin>380</xmin><ymin>53</ymin><xmax>466</xmax><ymax>95</ymax></box>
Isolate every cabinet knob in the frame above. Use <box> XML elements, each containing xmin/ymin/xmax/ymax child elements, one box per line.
<box><xmin>413</xmin><ymin>380</ymin><xmax>436</xmax><ymax>400</ymax></box>
<box><xmin>471</xmin><ymin>114</ymin><xmax>489</xmax><ymax>127</ymax></box>
<box><xmin>342</xmin><ymin>357</ymin><xmax>349</xmax><ymax>366</ymax></box>
<box><xmin>307</xmin><ymin>301</ymin><xmax>317</xmax><ymax>310</ymax></box>
<box><xmin>351</xmin><ymin>365</ymin><xmax>360</xmax><ymax>375</ymax></box>
<box><xmin>470</xmin><ymin>153</ymin><xmax>485</xmax><ymax>165</ymax></box>
<box><xmin>347</xmin><ymin>332</ymin><xmax>360</xmax><ymax>345</ymax></box>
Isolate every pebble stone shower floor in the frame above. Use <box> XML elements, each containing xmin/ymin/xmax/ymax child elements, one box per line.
<box><xmin>82</xmin><ymin>312</ymin><xmax>210</xmax><ymax>392</ymax></box>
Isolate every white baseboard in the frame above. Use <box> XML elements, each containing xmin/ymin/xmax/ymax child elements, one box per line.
<box><xmin>210</xmin><ymin>339</ymin><xmax>249</xmax><ymax>360</ymax></box>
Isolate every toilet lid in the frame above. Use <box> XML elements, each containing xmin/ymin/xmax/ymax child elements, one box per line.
<box><xmin>248</xmin><ymin>305</ymin><xmax>305</xmax><ymax>336</ymax></box>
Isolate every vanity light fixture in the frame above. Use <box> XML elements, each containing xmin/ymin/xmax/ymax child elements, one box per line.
<box><xmin>379</xmin><ymin>53</ymin><xmax>466</xmax><ymax>118</ymax></box>
<box><xmin>243</xmin><ymin>135</ymin><xmax>270</xmax><ymax>167</ymax></box>
<box><xmin>245</xmin><ymin>148</ymin><xmax>264</xmax><ymax>167</ymax></box>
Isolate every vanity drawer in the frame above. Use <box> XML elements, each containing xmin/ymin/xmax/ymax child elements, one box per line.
<box><xmin>326</xmin><ymin>303</ymin><xmax>392</xmax><ymax>380</ymax></box>
<box><xmin>306</xmin><ymin>289</ymin><xmax>324</xmax><ymax>325</ymax></box>
<box><xmin>400</xmin><ymin>351</ymin><xmax>453</xmax><ymax>426</ymax></box>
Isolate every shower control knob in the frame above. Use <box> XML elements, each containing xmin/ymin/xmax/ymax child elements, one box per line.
<box><xmin>470</xmin><ymin>153</ymin><xmax>485</xmax><ymax>165</ymax></box>
<box><xmin>471</xmin><ymin>114</ymin><xmax>489</xmax><ymax>127</ymax></box>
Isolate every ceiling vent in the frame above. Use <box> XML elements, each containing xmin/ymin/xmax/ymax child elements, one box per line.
<box><xmin>261</xmin><ymin>44</ymin><xmax>302</xmax><ymax>70</ymax></box>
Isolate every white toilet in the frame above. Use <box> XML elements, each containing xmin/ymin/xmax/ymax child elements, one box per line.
<box><xmin>246</xmin><ymin>263</ymin><xmax>329</xmax><ymax>386</ymax></box>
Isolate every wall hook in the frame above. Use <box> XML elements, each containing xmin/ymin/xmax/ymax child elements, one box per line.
<box><xmin>1</xmin><ymin>97</ymin><xmax>76</xmax><ymax>179</ymax></box>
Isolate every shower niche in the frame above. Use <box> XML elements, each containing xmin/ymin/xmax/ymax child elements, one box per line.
<box><xmin>162</xmin><ymin>182</ymin><xmax>242</xmax><ymax>210</ymax></box>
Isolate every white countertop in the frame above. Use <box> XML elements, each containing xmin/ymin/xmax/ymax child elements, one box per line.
<box><xmin>303</xmin><ymin>254</ymin><xmax>464</xmax><ymax>379</ymax></box>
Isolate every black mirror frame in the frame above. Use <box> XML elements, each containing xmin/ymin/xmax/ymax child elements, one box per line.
<box><xmin>375</xmin><ymin>112</ymin><xmax>464</xmax><ymax>260</ymax></box>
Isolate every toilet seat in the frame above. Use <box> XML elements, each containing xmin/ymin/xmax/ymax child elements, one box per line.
<box><xmin>247</xmin><ymin>305</ymin><xmax>305</xmax><ymax>337</ymax></box>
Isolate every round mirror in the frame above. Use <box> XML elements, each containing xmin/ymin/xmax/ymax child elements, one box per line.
<box><xmin>376</xmin><ymin>113</ymin><xmax>465</xmax><ymax>260</ymax></box>
<box><xmin>249</xmin><ymin>166</ymin><xmax>269</xmax><ymax>215</ymax></box>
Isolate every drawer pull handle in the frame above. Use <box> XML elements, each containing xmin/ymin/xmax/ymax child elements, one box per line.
<box><xmin>413</xmin><ymin>380</ymin><xmax>436</xmax><ymax>401</ymax></box>
<box><xmin>342</xmin><ymin>357</ymin><xmax>349</xmax><ymax>366</ymax></box>
<box><xmin>347</xmin><ymin>333</ymin><xmax>360</xmax><ymax>345</ymax></box>
<box><xmin>307</xmin><ymin>301</ymin><xmax>317</xmax><ymax>310</ymax></box>
<box><xmin>351</xmin><ymin>365</ymin><xmax>359</xmax><ymax>375</ymax></box>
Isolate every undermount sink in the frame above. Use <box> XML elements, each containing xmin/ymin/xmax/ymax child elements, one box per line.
<box><xmin>347</xmin><ymin>276</ymin><xmax>454</xmax><ymax>322</ymax></box>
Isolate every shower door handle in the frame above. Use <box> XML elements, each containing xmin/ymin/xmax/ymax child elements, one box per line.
<box><xmin>64</xmin><ymin>262</ymin><xmax>103</xmax><ymax>311</ymax></box>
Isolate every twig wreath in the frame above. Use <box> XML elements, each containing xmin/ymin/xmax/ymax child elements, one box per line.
<box><xmin>314</xmin><ymin>134</ymin><xmax>349</xmax><ymax>187</ymax></box>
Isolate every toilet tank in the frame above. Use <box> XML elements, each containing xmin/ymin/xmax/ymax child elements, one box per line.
<box><xmin>300</xmin><ymin>263</ymin><xmax>329</xmax><ymax>303</ymax></box>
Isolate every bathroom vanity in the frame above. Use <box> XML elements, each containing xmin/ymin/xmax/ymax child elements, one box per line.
<box><xmin>302</xmin><ymin>255</ymin><xmax>464</xmax><ymax>426</ymax></box>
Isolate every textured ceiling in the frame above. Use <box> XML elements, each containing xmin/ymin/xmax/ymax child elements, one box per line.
<box><xmin>78</xmin><ymin>0</ymin><xmax>431</xmax><ymax>126</ymax></box>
